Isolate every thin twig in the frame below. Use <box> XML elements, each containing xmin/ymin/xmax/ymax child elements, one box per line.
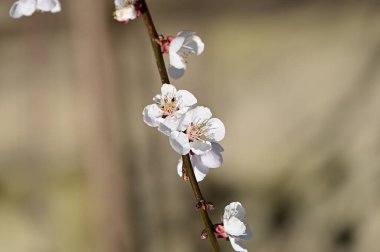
<box><xmin>140</xmin><ymin>1</ymin><xmax>220</xmax><ymax>251</ymax></box>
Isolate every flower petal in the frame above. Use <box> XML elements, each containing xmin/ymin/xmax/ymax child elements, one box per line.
<box><xmin>142</xmin><ymin>104</ymin><xmax>162</xmax><ymax>127</ymax></box>
<box><xmin>176</xmin><ymin>90</ymin><xmax>197</xmax><ymax>109</ymax></box>
<box><xmin>224</xmin><ymin>216</ymin><xmax>247</xmax><ymax>237</ymax></box>
<box><xmin>169</xmin><ymin>131</ymin><xmax>190</xmax><ymax>155</ymax></box>
<box><xmin>205</xmin><ymin>118</ymin><xmax>225</xmax><ymax>142</ymax></box>
<box><xmin>169</xmin><ymin>36</ymin><xmax>185</xmax><ymax>54</ymax></box>
<box><xmin>224</xmin><ymin>202</ymin><xmax>246</xmax><ymax>221</ymax></box>
<box><xmin>190</xmin><ymin>140</ymin><xmax>212</xmax><ymax>155</ymax></box>
<box><xmin>239</xmin><ymin>226</ymin><xmax>252</xmax><ymax>240</ymax></box>
<box><xmin>192</xmin><ymin>36</ymin><xmax>205</xmax><ymax>55</ymax></box>
<box><xmin>229</xmin><ymin>237</ymin><xmax>247</xmax><ymax>252</ymax></box>
<box><xmin>114</xmin><ymin>0</ymin><xmax>126</xmax><ymax>8</ymax></box>
<box><xmin>176</xmin><ymin>30</ymin><xmax>195</xmax><ymax>38</ymax></box>
<box><xmin>158</xmin><ymin>116</ymin><xmax>180</xmax><ymax>136</ymax></box>
<box><xmin>161</xmin><ymin>84</ymin><xmax>177</xmax><ymax>97</ymax></box>
<box><xmin>189</xmin><ymin>106</ymin><xmax>212</xmax><ymax>123</ymax></box>
<box><xmin>10</xmin><ymin>0</ymin><xmax>36</xmax><ymax>18</ymax></box>
<box><xmin>177</xmin><ymin>157</ymin><xmax>208</xmax><ymax>182</ymax></box>
<box><xmin>37</xmin><ymin>0</ymin><xmax>59</xmax><ymax>12</ymax></box>
<box><xmin>199</xmin><ymin>142</ymin><xmax>223</xmax><ymax>168</ymax></box>
<box><xmin>168</xmin><ymin>65</ymin><xmax>185</xmax><ymax>79</ymax></box>
<box><xmin>50</xmin><ymin>0</ymin><xmax>61</xmax><ymax>12</ymax></box>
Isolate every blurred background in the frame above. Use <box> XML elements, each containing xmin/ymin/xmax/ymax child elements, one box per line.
<box><xmin>1</xmin><ymin>0</ymin><xmax>380</xmax><ymax>252</ymax></box>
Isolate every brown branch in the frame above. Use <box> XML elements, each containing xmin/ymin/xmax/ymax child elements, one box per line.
<box><xmin>140</xmin><ymin>1</ymin><xmax>221</xmax><ymax>251</ymax></box>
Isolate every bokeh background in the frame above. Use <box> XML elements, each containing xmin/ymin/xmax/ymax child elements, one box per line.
<box><xmin>1</xmin><ymin>0</ymin><xmax>380</xmax><ymax>252</ymax></box>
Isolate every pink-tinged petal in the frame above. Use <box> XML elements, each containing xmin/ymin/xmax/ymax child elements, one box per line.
<box><xmin>199</xmin><ymin>143</ymin><xmax>223</xmax><ymax>168</ymax></box>
<box><xmin>205</xmin><ymin>118</ymin><xmax>225</xmax><ymax>142</ymax></box>
<box><xmin>168</xmin><ymin>65</ymin><xmax>185</xmax><ymax>79</ymax></box>
<box><xmin>161</xmin><ymin>84</ymin><xmax>177</xmax><ymax>97</ymax></box>
<box><xmin>169</xmin><ymin>131</ymin><xmax>190</xmax><ymax>155</ymax></box>
<box><xmin>224</xmin><ymin>216</ymin><xmax>247</xmax><ymax>237</ymax></box>
<box><xmin>158</xmin><ymin>116</ymin><xmax>180</xmax><ymax>136</ymax></box>
<box><xmin>177</xmin><ymin>90</ymin><xmax>197</xmax><ymax>109</ymax></box>
<box><xmin>142</xmin><ymin>104</ymin><xmax>162</xmax><ymax>127</ymax></box>
<box><xmin>229</xmin><ymin>237</ymin><xmax>247</xmax><ymax>252</ymax></box>
<box><xmin>190</xmin><ymin>140</ymin><xmax>212</xmax><ymax>155</ymax></box>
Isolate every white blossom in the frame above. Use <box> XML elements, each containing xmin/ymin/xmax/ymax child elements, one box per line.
<box><xmin>169</xmin><ymin>106</ymin><xmax>225</xmax><ymax>155</ymax></box>
<box><xmin>143</xmin><ymin>84</ymin><xmax>197</xmax><ymax>135</ymax></box>
<box><xmin>168</xmin><ymin>30</ymin><xmax>204</xmax><ymax>79</ymax></box>
<box><xmin>222</xmin><ymin>202</ymin><xmax>252</xmax><ymax>252</ymax></box>
<box><xmin>177</xmin><ymin>142</ymin><xmax>223</xmax><ymax>182</ymax></box>
<box><xmin>113</xmin><ymin>0</ymin><xmax>140</xmax><ymax>23</ymax></box>
<box><xmin>10</xmin><ymin>0</ymin><xmax>61</xmax><ymax>19</ymax></box>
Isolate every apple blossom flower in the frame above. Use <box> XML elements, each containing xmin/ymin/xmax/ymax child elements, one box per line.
<box><xmin>9</xmin><ymin>0</ymin><xmax>61</xmax><ymax>19</ymax></box>
<box><xmin>169</xmin><ymin>106</ymin><xmax>225</xmax><ymax>155</ymax></box>
<box><xmin>215</xmin><ymin>202</ymin><xmax>252</xmax><ymax>252</ymax></box>
<box><xmin>113</xmin><ymin>0</ymin><xmax>141</xmax><ymax>23</ymax></box>
<box><xmin>177</xmin><ymin>142</ymin><xmax>223</xmax><ymax>182</ymax></box>
<box><xmin>168</xmin><ymin>30</ymin><xmax>204</xmax><ymax>79</ymax></box>
<box><xmin>143</xmin><ymin>84</ymin><xmax>197</xmax><ymax>135</ymax></box>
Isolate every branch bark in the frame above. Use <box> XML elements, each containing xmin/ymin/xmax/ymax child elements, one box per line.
<box><xmin>141</xmin><ymin>1</ymin><xmax>220</xmax><ymax>251</ymax></box>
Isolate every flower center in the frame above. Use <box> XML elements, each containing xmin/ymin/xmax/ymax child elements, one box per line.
<box><xmin>186</xmin><ymin>122</ymin><xmax>206</xmax><ymax>141</ymax></box>
<box><xmin>161</xmin><ymin>96</ymin><xmax>178</xmax><ymax>117</ymax></box>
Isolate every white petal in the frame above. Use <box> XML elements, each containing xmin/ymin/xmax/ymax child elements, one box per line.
<box><xmin>51</xmin><ymin>0</ymin><xmax>61</xmax><ymax>12</ymax></box>
<box><xmin>177</xmin><ymin>158</ymin><xmax>184</xmax><ymax>177</ymax></box>
<box><xmin>161</xmin><ymin>84</ymin><xmax>177</xmax><ymax>97</ymax></box>
<box><xmin>177</xmin><ymin>157</ymin><xmax>208</xmax><ymax>182</ymax></box>
<box><xmin>169</xmin><ymin>36</ymin><xmax>185</xmax><ymax>54</ymax></box>
<box><xmin>168</xmin><ymin>65</ymin><xmax>185</xmax><ymax>79</ymax></box>
<box><xmin>224</xmin><ymin>202</ymin><xmax>246</xmax><ymax>220</ymax></box>
<box><xmin>205</xmin><ymin>118</ymin><xmax>225</xmax><ymax>142</ymax></box>
<box><xmin>36</xmin><ymin>0</ymin><xmax>58</xmax><ymax>12</ymax></box>
<box><xmin>169</xmin><ymin>53</ymin><xmax>186</xmax><ymax>70</ymax></box>
<box><xmin>169</xmin><ymin>131</ymin><xmax>190</xmax><ymax>155</ymax></box>
<box><xmin>199</xmin><ymin>143</ymin><xmax>223</xmax><ymax>168</ymax></box>
<box><xmin>176</xmin><ymin>90</ymin><xmax>197</xmax><ymax>109</ymax></box>
<box><xmin>158</xmin><ymin>116</ymin><xmax>180</xmax><ymax>136</ymax></box>
<box><xmin>142</xmin><ymin>104</ymin><xmax>162</xmax><ymax>127</ymax></box>
<box><xmin>224</xmin><ymin>216</ymin><xmax>247</xmax><ymax>237</ymax></box>
<box><xmin>189</xmin><ymin>106</ymin><xmax>212</xmax><ymax>123</ymax></box>
<box><xmin>153</xmin><ymin>94</ymin><xmax>162</xmax><ymax>104</ymax></box>
<box><xmin>192</xmin><ymin>36</ymin><xmax>205</xmax><ymax>55</ymax></box>
<box><xmin>239</xmin><ymin>227</ymin><xmax>252</xmax><ymax>240</ymax></box>
<box><xmin>114</xmin><ymin>5</ymin><xmax>137</xmax><ymax>22</ymax></box>
<box><xmin>114</xmin><ymin>0</ymin><xmax>126</xmax><ymax>8</ymax></box>
<box><xmin>10</xmin><ymin>0</ymin><xmax>36</xmax><ymax>18</ymax></box>
<box><xmin>9</xmin><ymin>2</ymin><xmax>23</xmax><ymax>18</ymax></box>
<box><xmin>176</xmin><ymin>30</ymin><xmax>195</xmax><ymax>38</ymax></box>
<box><xmin>190</xmin><ymin>140</ymin><xmax>212</xmax><ymax>155</ymax></box>
<box><xmin>229</xmin><ymin>237</ymin><xmax>247</xmax><ymax>252</ymax></box>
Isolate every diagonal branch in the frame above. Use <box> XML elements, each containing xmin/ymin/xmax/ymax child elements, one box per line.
<box><xmin>141</xmin><ymin>1</ymin><xmax>220</xmax><ymax>251</ymax></box>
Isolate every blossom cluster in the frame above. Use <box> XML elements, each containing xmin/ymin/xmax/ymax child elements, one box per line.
<box><xmin>143</xmin><ymin>84</ymin><xmax>225</xmax><ymax>181</ymax></box>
